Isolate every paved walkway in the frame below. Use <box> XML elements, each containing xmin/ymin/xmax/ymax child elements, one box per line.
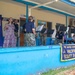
<box><xmin>56</xmin><ymin>69</ymin><xmax>75</xmax><ymax>75</ymax></box>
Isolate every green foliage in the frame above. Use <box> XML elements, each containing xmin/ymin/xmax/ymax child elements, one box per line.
<box><xmin>41</xmin><ymin>65</ymin><xmax>75</xmax><ymax>75</ymax></box>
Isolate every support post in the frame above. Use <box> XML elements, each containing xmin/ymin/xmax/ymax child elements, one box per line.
<box><xmin>26</xmin><ymin>4</ymin><xmax>29</xmax><ymax>23</ymax></box>
<box><xmin>0</xmin><ymin>15</ymin><xmax>3</xmax><ymax>47</ymax></box>
<box><xmin>66</xmin><ymin>15</ymin><xmax>68</xmax><ymax>44</ymax></box>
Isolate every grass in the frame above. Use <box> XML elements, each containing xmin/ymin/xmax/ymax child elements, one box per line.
<box><xmin>41</xmin><ymin>65</ymin><xmax>75</xmax><ymax>75</ymax></box>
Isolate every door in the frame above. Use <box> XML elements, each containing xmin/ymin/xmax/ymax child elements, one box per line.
<box><xmin>47</xmin><ymin>22</ymin><xmax>52</xmax><ymax>37</ymax></box>
<box><xmin>20</xmin><ymin>18</ymin><xmax>26</xmax><ymax>46</ymax></box>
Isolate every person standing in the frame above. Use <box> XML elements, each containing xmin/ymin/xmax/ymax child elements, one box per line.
<box><xmin>25</xmin><ymin>16</ymin><xmax>36</xmax><ymax>46</ymax></box>
<box><xmin>71</xmin><ymin>34</ymin><xmax>75</xmax><ymax>43</ymax></box>
<box><xmin>14</xmin><ymin>19</ymin><xmax>19</xmax><ymax>46</ymax></box>
<box><xmin>14</xmin><ymin>19</ymin><xmax>18</xmax><ymax>37</ymax></box>
<box><xmin>55</xmin><ymin>31</ymin><xmax>64</xmax><ymax>44</ymax></box>
<box><xmin>40</xmin><ymin>25</ymin><xmax>46</xmax><ymax>45</ymax></box>
<box><xmin>3</xmin><ymin>17</ymin><xmax>16</xmax><ymax>47</ymax></box>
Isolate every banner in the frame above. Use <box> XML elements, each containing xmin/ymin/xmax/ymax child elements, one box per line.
<box><xmin>61</xmin><ymin>44</ymin><xmax>75</xmax><ymax>61</ymax></box>
<box><xmin>0</xmin><ymin>15</ymin><xmax>3</xmax><ymax>46</ymax></box>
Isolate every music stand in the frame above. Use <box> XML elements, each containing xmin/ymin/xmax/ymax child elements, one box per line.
<box><xmin>71</xmin><ymin>28</ymin><xmax>75</xmax><ymax>33</ymax></box>
<box><xmin>40</xmin><ymin>28</ymin><xmax>46</xmax><ymax>33</ymax></box>
<box><xmin>36</xmin><ymin>25</ymin><xmax>44</xmax><ymax>32</ymax></box>
<box><xmin>47</xmin><ymin>29</ymin><xmax>54</xmax><ymax>37</ymax></box>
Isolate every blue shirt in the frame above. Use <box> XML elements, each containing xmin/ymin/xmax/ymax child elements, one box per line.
<box><xmin>25</xmin><ymin>21</ymin><xmax>34</xmax><ymax>33</ymax></box>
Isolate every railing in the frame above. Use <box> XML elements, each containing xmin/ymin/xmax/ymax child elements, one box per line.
<box><xmin>0</xmin><ymin>45</ymin><xmax>75</xmax><ymax>75</ymax></box>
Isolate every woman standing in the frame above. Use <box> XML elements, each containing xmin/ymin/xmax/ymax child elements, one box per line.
<box><xmin>3</xmin><ymin>17</ymin><xmax>16</xmax><ymax>47</ymax></box>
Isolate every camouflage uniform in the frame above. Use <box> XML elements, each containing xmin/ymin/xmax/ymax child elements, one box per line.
<box><xmin>40</xmin><ymin>34</ymin><xmax>46</xmax><ymax>45</ymax></box>
<box><xmin>25</xmin><ymin>33</ymin><xmax>36</xmax><ymax>46</ymax></box>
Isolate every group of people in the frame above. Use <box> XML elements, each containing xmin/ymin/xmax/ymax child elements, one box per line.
<box><xmin>40</xmin><ymin>28</ymin><xmax>75</xmax><ymax>45</ymax></box>
<box><xmin>3</xmin><ymin>16</ymin><xmax>36</xmax><ymax>48</ymax></box>
<box><xmin>55</xmin><ymin>30</ymin><xmax>75</xmax><ymax>44</ymax></box>
<box><xmin>3</xmin><ymin>16</ymin><xmax>75</xmax><ymax>48</ymax></box>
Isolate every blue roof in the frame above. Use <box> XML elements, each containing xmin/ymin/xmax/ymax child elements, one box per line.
<box><xmin>61</xmin><ymin>0</ymin><xmax>75</xmax><ymax>7</ymax></box>
<box><xmin>13</xmin><ymin>0</ymin><xmax>37</xmax><ymax>6</ymax></box>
